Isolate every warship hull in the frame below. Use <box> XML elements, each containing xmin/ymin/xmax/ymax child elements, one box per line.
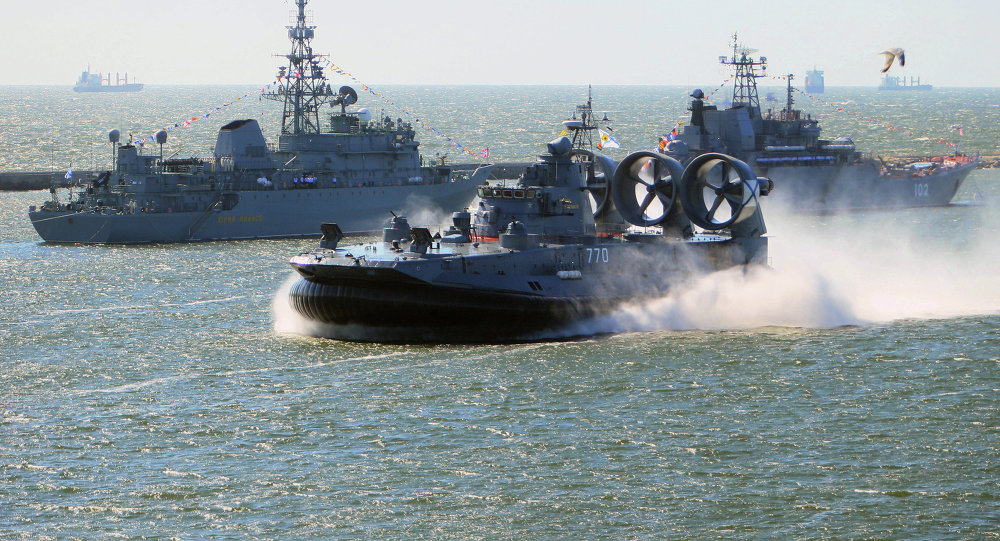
<box><xmin>29</xmin><ymin>177</ymin><xmax>482</xmax><ymax>244</ymax></box>
<box><xmin>763</xmin><ymin>159</ymin><xmax>977</xmax><ymax>211</ymax></box>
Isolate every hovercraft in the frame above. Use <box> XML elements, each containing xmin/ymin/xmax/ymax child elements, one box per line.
<box><xmin>286</xmin><ymin>136</ymin><xmax>770</xmax><ymax>343</ymax></box>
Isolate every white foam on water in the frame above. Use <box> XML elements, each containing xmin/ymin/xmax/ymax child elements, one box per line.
<box><xmin>599</xmin><ymin>203</ymin><xmax>1000</xmax><ymax>333</ymax></box>
<box><xmin>271</xmin><ymin>272</ymin><xmax>325</xmax><ymax>337</ymax></box>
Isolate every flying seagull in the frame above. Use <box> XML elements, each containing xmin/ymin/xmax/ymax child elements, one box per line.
<box><xmin>879</xmin><ymin>48</ymin><xmax>905</xmax><ymax>73</ymax></box>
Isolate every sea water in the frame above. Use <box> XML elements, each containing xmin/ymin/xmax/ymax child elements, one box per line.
<box><xmin>1</xmin><ymin>85</ymin><xmax>998</xmax><ymax>538</ymax></box>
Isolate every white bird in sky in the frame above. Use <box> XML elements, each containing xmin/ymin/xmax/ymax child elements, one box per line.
<box><xmin>879</xmin><ymin>48</ymin><xmax>905</xmax><ymax>73</ymax></box>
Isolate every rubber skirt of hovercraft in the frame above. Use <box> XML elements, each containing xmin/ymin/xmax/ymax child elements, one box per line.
<box><xmin>287</xmin><ymin>276</ymin><xmax>620</xmax><ymax>343</ymax></box>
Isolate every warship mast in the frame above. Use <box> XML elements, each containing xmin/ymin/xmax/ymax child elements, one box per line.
<box><xmin>784</xmin><ymin>73</ymin><xmax>794</xmax><ymax>113</ymax></box>
<box><xmin>261</xmin><ymin>0</ymin><xmax>334</xmax><ymax>135</ymax></box>
<box><xmin>720</xmin><ymin>33</ymin><xmax>767</xmax><ymax>112</ymax></box>
<box><xmin>570</xmin><ymin>85</ymin><xmax>597</xmax><ymax>150</ymax></box>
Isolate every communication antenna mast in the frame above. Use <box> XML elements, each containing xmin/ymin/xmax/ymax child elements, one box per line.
<box><xmin>261</xmin><ymin>0</ymin><xmax>334</xmax><ymax>135</ymax></box>
<box><xmin>563</xmin><ymin>85</ymin><xmax>611</xmax><ymax>151</ymax></box>
<box><xmin>719</xmin><ymin>33</ymin><xmax>767</xmax><ymax>110</ymax></box>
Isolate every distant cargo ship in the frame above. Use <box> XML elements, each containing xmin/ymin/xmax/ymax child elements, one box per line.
<box><xmin>879</xmin><ymin>75</ymin><xmax>931</xmax><ymax>91</ymax></box>
<box><xmin>805</xmin><ymin>68</ymin><xmax>824</xmax><ymax>93</ymax></box>
<box><xmin>73</xmin><ymin>68</ymin><xmax>143</xmax><ymax>92</ymax></box>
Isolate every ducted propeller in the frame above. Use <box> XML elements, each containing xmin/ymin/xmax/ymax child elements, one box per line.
<box><xmin>678</xmin><ymin>153</ymin><xmax>763</xmax><ymax>231</ymax></box>
<box><xmin>611</xmin><ymin>151</ymin><xmax>685</xmax><ymax>227</ymax></box>
<box><xmin>569</xmin><ymin>148</ymin><xmax>617</xmax><ymax>218</ymax></box>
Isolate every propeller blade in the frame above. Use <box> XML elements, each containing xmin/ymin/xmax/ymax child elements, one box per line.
<box><xmin>639</xmin><ymin>191</ymin><xmax>656</xmax><ymax>214</ymax></box>
<box><xmin>706</xmin><ymin>194</ymin><xmax>725</xmax><ymax>221</ymax></box>
<box><xmin>636</xmin><ymin>159</ymin><xmax>655</xmax><ymax>186</ymax></box>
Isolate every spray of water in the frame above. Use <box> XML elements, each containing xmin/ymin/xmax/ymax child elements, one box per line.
<box><xmin>272</xmin><ymin>273</ymin><xmax>322</xmax><ymax>336</ymax></box>
<box><xmin>400</xmin><ymin>193</ymin><xmax>455</xmax><ymax>231</ymax></box>
<box><xmin>272</xmin><ymin>272</ymin><xmax>441</xmax><ymax>342</ymax></box>
<box><xmin>601</xmin><ymin>202</ymin><xmax>1000</xmax><ymax>334</ymax></box>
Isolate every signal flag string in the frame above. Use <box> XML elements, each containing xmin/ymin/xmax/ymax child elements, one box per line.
<box><xmin>129</xmin><ymin>62</ymin><xmax>490</xmax><ymax>161</ymax></box>
<box><xmin>319</xmin><ymin>57</ymin><xmax>488</xmax><ymax>159</ymax></box>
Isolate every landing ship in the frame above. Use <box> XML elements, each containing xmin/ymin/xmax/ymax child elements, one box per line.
<box><xmin>658</xmin><ymin>37</ymin><xmax>976</xmax><ymax>211</ymax></box>
<box><xmin>285</xmin><ymin>137</ymin><xmax>771</xmax><ymax>343</ymax></box>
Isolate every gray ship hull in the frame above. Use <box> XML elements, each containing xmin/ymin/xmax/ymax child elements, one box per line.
<box><xmin>763</xmin><ymin>159</ymin><xmax>977</xmax><ymax>211</ymax></box>
<box><xmin>29</xmin><ymin>177</ymin><xmax>481</xmax><ymax>244</ymax></box>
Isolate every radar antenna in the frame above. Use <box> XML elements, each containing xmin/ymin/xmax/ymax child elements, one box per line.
<box><xmin>783</xmin><ymin>73</ymin><xmax>794</xmax><ymax>116</ymax></box>
<box><xmin>571</xmin><ymin>85</ymin><xmax>598</xmax><ymax>150</ymax></box>
<box><xmin>261</xmin><ymin>0</ymin><xmax>335</xmax><ymax>135</ymax></box>
<box><xmin>719</xmin><ymin>33</ymin><xmax>767</xmax><ymax>111</ymax></box>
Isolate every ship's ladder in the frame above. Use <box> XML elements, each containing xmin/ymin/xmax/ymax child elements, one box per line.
<box><xmin>186</xmin><ymin>199</ymin><xmax>223</xmax><ymax>240</ymax></box>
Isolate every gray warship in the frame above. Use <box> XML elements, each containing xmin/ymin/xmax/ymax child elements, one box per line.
<box><xmin>285</xmin><ymin>136</ymin><xmax>770</xmax><ymax>343</ymax></box>
<box><xmin>29</xmin><ymin>0</ymin><xmax>489</xmax><ymax>244</ymax></box>
<box><xmin>658</xmin><ymin>37</ymin><xmax>977</xmax><ymax>211</ymax></box>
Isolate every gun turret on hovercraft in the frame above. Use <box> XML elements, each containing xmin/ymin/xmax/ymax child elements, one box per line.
<box><xmin>286</xmin><ymin>137</ymin><xmax>771</xmax><ymax>343</ymax></box>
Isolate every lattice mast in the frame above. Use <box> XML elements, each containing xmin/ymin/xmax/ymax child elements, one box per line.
<box><xmin>261</xmin><ymin>0</ymin><xmax>334</xmax><ymax>135</ymax></box>
<box><xmin>784</xmin><ymin>73</ymin><xmax>794</xmax><ymax>113</ymax></box>
<box><xmin>571</xmin><ymin>85</ymin><xmax>596</xmax><ymax>150</ymax></box>
<box><xmin>719</xmin><ymin>33</ymin><xmax>767</xmax><ymax>110</ymax></box>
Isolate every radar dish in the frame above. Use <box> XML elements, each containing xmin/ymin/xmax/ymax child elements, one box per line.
<box><xmin>108</xmin><ymin>129</ymin><xmax>120</xmax><ymax>143</ymax></box>
<box><xmin>338</xmin><ymin>86</ymin><xmax>358</xmax><ymax>106</ymax></box>
<box><xmin>155</xmin><ymin>130</ymin><xmax>168</xmax><ymax>145</ymax></box>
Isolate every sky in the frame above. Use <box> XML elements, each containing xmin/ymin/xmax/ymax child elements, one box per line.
<box><xmin>1</xmin><ymin>0</ymin><xmax>997</xmax><ymax>87</ymax></box>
